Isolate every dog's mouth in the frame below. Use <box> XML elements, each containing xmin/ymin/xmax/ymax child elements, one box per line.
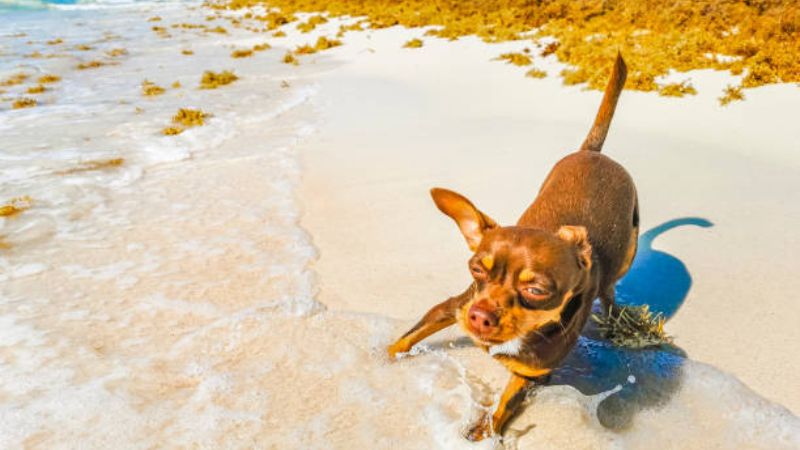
<box><xmin>473</xmin><ymin>335</ymin><xmax>505</xmax><ymax>345</ymax></box>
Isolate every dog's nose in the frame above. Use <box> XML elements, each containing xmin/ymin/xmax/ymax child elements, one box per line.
<box><xmin>468</xmin><ymin>304</ymin><xmax>498</xmax><ymax>335</ymax></box>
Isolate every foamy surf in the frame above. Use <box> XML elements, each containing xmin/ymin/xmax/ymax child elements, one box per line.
<box><xmin>1</xmin><ymin>1</ymin><xmax>799</xmax><ymax>449</ymax></box>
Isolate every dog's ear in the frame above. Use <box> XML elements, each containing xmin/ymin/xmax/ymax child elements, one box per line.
<box><xmin>557</xmin><ymin>225</ymin><xmax>592</xmax><ymax>270</ymax></box>
<box><xmin>430</xmin><ymin>188</ymin><xmax>497</xmax><ymax>251</ymax></box>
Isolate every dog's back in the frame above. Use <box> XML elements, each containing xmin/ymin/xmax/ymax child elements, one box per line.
<box><xmin>518</xmin><ymin>53</ymin><xmax>638</xmax><ymax>298</ymax></box>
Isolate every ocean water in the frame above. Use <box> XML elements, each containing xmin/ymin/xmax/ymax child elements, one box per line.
<box><xmin>1</xmin><ymin>1</ymin><xmax>799</xmax><ymax>449</ymax></box>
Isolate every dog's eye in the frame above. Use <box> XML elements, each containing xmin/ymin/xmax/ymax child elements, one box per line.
<box><xmin>469</xmin><ymin>265</ymin><xmax>487</xmax><ymax>280</ymax></box>
<box><xmin>520</xmin><ymin>286</ymin><xmax>549</xmax><ymax>303</ymax></box>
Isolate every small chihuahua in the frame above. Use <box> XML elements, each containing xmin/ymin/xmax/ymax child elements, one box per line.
<box><xmin>388</xmin><ymin>54</ymin><xmax>637</xmax><ymax>441</ymax></box>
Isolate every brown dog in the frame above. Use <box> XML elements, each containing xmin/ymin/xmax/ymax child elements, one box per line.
<box><xmin>387</xmin><ymin>54</ymin><xmax>637</xmax><ymax>441</ymax></box>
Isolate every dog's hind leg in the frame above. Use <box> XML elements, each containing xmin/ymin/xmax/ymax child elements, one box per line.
<box><xmin>602</xmin><ymin>202</ymin><xmax>640</xmax><ymax>313</ymax></box>
<box><xmin>600</xmin><ymin>284</ymin><xmax>617</xmax><ymax>314</ymax></box>
<box><xmin>387</xmin><ymin>285</ymin><xmax>474</xmax><ymax>359</ymax></box>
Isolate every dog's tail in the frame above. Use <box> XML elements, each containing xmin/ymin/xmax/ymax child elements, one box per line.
<box><xmin>580</xmin><ymin>52</ymin><xmax>627</xmax><ymax>152</ymax></box>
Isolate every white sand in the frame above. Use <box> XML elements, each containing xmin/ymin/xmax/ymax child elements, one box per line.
<box><xmin>296</xmin><ymin>25</ymin><xmax>800</xmax><ymax>415</ymax></box>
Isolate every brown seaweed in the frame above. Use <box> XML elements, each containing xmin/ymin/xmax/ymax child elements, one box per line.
<box><xmin>1</xmin><ymin>73</ymin><xmax>28</xmax><ymax>87</ymax></box>
<box><xmin>172</xmin><ymin>108</ymin><xmax>210</xmax><ymax>126</ymax></box>
<box><xmin>142</xmin><ymin>80</ymin><xmax>165</xmax><ymax>96</ymax></box>
<box><xmin>199</xmin><ymin>70</ymin><xmax>238</xmax><ymax>88</ymax></box>
<box><xmin>0</xmin><ymin>196</ymin><xmax>33</xmax><ymax>217</ymax></box>
<box><xmin>282</xmin><ymin>51</ymin><xmax>299</xmax><ymax>65</ymax></box>
<box><xmin>525</xmin><ymin>68</ymin><xmax>546</xmax><ymax>79</ymax></box>
<box><xmin>76</xmin><ymin>60</ymin><xmax>107</xmax><ymax>70</ymax></box>
<box><xmin>38</xmin><ymin>74</ymin><xmax>61</xmax><ymax>84</ymax></box>
<box><xmin>495</xmin><ymin>52</ymin><xmax>532</xmax><ymax>66</ymax></box>
<box><xmin>162</xmin><ymin>126</ymin><xmax>183</xmax><ymax>136</ymax></box>
<box><xmin>11</xmin><ymin>98</ymin><xmax>37</xmax><ymax>109</ymax></box>
<box><xmin>57</xmin><ymin>158</ymin><xmax>124</xmax><ymax>175</ymax></box>
<box><xmin>107</xmin><ymin>48</ymin><xmax>128</xmax><ymax>57</ymax></box>
<box><xmin>403</xmin><ymin>38</ymin><xmax>423</xmax><ymax>49</ymax></box>
<box><xmin>209</xmin><ymin>0</ymin><xmax>800</xmax><ymax>98</ymax></box>
<box><xmin>231</xmin><ymin>49</ymin><xmax>254</xmax><ymax>58</ymax></box>
<box><xmin>591</xmin><ymin>305</ymin><xmax>673</xmax><ymax>348</ymax></box>
<box><xmin>719</xmin><ymin>85</ymin><xmax>745</xmax><ymax>106</ymax></box>
<box><xmin>659</xmin><ymin>81</ymin><xmax>697</xmax><ymax>98</ymax></box>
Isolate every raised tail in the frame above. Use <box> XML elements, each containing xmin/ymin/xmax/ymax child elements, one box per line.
<box><xmin>580</xmin><ymin>52</ymin><xmax>627</xmax><ymax>152</ymax></box>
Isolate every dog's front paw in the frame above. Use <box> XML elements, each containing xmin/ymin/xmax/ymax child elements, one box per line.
<box><xmin>465</xmin><ymin>413</ymin><xmax>493</xmax><ymax>442</ymax></box>
<box><xmin>387</xmin><ymin>340</ymin><xmax>410</xmax><ymax>361</ymax></box>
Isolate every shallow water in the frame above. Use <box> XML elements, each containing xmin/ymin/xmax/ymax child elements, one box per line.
<box><xmin>1</xmin><ymin>2</ymin><xmax>799</xmax><ymax>449</ymax></box>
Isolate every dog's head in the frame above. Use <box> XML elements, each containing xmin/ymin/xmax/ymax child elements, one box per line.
<box><xmin>431</xmin><ymin>188</ymin><xmax>594</xmax><ymax>351</ymax></box>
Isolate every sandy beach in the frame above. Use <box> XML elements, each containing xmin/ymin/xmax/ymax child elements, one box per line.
<box><xmin>1</xmin><ymin>1</ymin><xmax>799</xmax><ymax>448</ymax></box>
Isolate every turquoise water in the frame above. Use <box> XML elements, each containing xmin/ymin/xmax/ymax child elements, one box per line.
<box><xmin>0</xmin><ymin>0</ymin><xmax>175</xmax><ymax>13</ymax></box>
<box><xmin>0</xmin><ymin>0</ymin><xmax>79</xmax><ymax>12</ymax></box>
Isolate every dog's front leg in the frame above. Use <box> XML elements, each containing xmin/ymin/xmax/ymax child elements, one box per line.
<box><xmin>387</xmin><ymin>285</ymin><xmax>473</xmax><ymax>359</ymax></box>
<box><xmin>466</xmin><ymin>372</ymin><xmax>541</xmax><ymax>441</ymax></box>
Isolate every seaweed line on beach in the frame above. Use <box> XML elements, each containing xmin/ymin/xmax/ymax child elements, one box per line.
<box><xmin>208</xmin><ymin>0</ymin><xmax>800</xmax><ymax>102</ymax></box>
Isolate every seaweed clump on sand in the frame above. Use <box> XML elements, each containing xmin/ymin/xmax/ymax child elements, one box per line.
<box><xmin>258</xmin><ymin>11</ymin><xmax>296</xmax><ymax>30</ymax></box>
<box><xmin>659</xmin><ymin>81</ymin><xmax>697</xmax><ymax>98</ymax></box>
<box><xmin>314</xmin><ymin>36</ymin><xmax>341</xmax><ymax>50</ymax></box>
<box><xmin>162</xmin><ymin>126</ymin><xmax>183</xmax><ymax>136</ymax></box>
<box><xmin>57</xmin><ymin>158</ymin><xmax>124</xmax><ymax>175</ymax></box>
<box><xmin>1</xmin><ymin>73</ymin><xmax>28</xmax><ymax>87</ymax></box>
<box><xmin>0</xmin><ymin>196</ymin><xmax>33</xmax><ymax>217</ymax></box>
<box><xmin>76</xmin><ymin>60</ymin><xmax>107</xmax><ymax>70</ymax></box>
<box><xmin>107</xmin><ymin>48</ymin><xmax>128</xmax><ymax>57</ymax></box>
<box><xmin>163</xmin><ymin>108</ymin><xmax>210</xmax><ymax>135</ymax></box>
<box><xmin>294</xmin><ymin>45</ymin><xmax>316</xmax><ymax>55</ymax></box>
<box><xmin>719</xmin><ymin>85</ymin><xmax>745</xmax><ymax>106</ymax></box>
<box><xmin>38</xmin><ymin>74</ymin><xmax>61</xmax><ymax>84</ymax></box>
<box><xmin>151</xmin><ymin>26</ymin><xmax>171</xmax><ymax>38</ymax></box>
<box><xmin>336</xmin><ymin>21</ymin><xmax>364</xmax><ymax>37</ymax></box>
<box><xmin>282</xmin><ymin>51</ymin><xmax>299</xmax><ymax>65</ymax></box>
<box><xmin>403</xmin><ymin>38</ymin><xmax>423</xmax><ymax>48</ymax></box>
<box><xmin>525</xmin><ymin>67</ymin><xmax>546</xmax><ymax>78</ymax></box>
<box><xmin>199</xmin><ymin>70</ymin><xmax>238</xmax><ymax>88</ymax></box>
<box><xmin>296</xmin><ymin>15</ymin><xmax>327</xmax><ymax>33</ymax></box>
<box><xmin>12</xmin><ymin>98</ymin><xmax>37</xmax><ymax>109</ymax></box>
<box><xmin>592</xmin><ymin>305</ymin><xmax>673</xmax><ymax>349</ymax></box>
<box><xmin>231</xmin><ymin>48</ymin><xmax>254</xmax><ymax>58</ymax></box>
<box><xmin>495</xmin><ymin>51</ymin><xmax>532</xmax><ymax>66</ymax></box>
<box><xmin>142</xmin><ymin>80</ymin><xmax>166</xmax><ymax>96</ymax></box>
<box><xmin>173</xmin><ymin>108</ymin><xmax>210</xmax><ymax>126</ymax></box>
<box><xmin>289</xmin><ymin>36</ymin><xmax>342</xmax><ymax>59</ymax></box>
<box><xmin>210</xmin><ymin>0</ymin><xmax>800</xmax><ymax>98</ymax></box>
<box><xmin>206</xmin><ymin>26</ymin><xmax>228</xmax><ymax>34</ymax></box>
